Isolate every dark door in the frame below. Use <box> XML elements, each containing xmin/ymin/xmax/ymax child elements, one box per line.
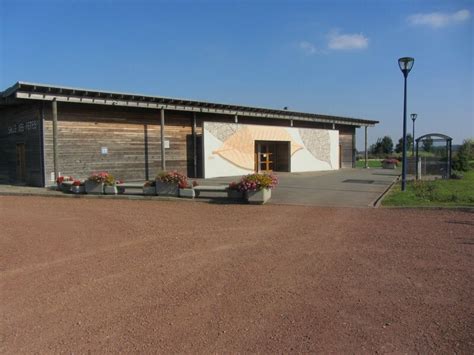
<box><xmin>16</xmin><ymin>143</ymin><xmax>26</xmax><ymax>182</ymax></box>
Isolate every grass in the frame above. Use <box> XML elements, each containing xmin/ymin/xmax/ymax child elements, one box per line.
<box><xmin>355</xmin><ymin>159</ymin><xmax>383</xmax><ymax>168</ymax></box>
<box><xmin>383</xmin><ymin>170</ymin><xmax>474</xmax><ymax>207</ymax></box>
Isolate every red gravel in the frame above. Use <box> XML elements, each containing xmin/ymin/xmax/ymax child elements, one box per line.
<box><xmin>1</xmin><ymin>196</ymin><xmax>473</xmax><ymax>353</ymax></box>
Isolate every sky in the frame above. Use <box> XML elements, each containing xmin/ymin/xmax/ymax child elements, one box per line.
<box><xmin>1</xmin><ymin>0</ymin><xmax>473</xmax><ymax>149</ymax></box>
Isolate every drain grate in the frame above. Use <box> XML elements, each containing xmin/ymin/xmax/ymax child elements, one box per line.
<box><xmin>343</xmin><ymin>179</ymin><xmax>375</xmax><ymax>184</ymax></box>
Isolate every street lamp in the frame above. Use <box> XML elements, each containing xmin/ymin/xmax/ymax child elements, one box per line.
<box><xmin>398</xmin><ymin>57</ymin><xmax>415</xmax><ymax>192</ymax></box>
<box><xmin>411</xmin><ymin>113</ymin><xmax>418</xmax><ymax>156</ymax></box>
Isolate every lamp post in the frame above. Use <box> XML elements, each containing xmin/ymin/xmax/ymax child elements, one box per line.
<box><xmin>411</xmin><ymin>113</ymin><xmax>417</xmax><ymax>156</ymax></box>
<box><xmin>398</xmin><ymin>57</ymin><xmax>415</xmax><ymax>192</ymax></box>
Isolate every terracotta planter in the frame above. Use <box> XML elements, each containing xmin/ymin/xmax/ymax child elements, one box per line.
<box><xmin>179</xmin><ymin>188</ymin><xmax>195</xmax><ymax>199</ymax></box>
<box><xmin>155</xmin><ymin>181</ymin><xmax>179</xmax><ymax>196</ymax></box>
<box><xmin>104</xmin><ymin>185</ymin><xmax>118</xmax><ymax>195</ymax></box>
<box><xmin>227</xmin><ymin>189</ymin><xmax>243</xmax><ymax>199</ymax></box>
<box><xmin>245</xmin><ymin>188</ymin><xmax>271</xmax><ymax>205</ymax></box>
<box><xmin>85</xmin><ymin>181</ymin><xmax>104</xmax><ymax>195</ymax></box>
<box><xmin>71</xmin><ymin>185</ymin><xmax>85</xmax><ymax>194</ymax></box>
<box><xmin>143</xmin><ymin>185</ymin><xmax>157</xmax><ymax>196</ymax></box>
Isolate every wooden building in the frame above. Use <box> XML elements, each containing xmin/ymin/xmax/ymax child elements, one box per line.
<box><xmin>0</xmin><ymin>82</ymin><xmax>378</xmax><ymax>186</ymax></box>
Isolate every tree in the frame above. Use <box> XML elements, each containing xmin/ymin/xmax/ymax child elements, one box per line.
<box><xmin>370</xmin><ymin>136</ymin><xmax>393</xmax><ymax>156</ymax></box>
<box><xmin>452</xmin><ymin>138</ymin><xmax>473</xmax><ymax>172</ymax></box>
<box><xmin>395</xmin><ymin>134</ymin><xmax>413</xmax><ymax>154</ymax></box>
<box><xmin>422</xmin><ymin>137</ymin><xmax>433</xmax><ymax>152</ymax></box>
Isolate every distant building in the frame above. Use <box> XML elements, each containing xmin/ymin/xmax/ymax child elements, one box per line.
<box><xmin>0</xmin><ymin>82</ymin><xmax>378</xmax><ymax>186</ymax></box>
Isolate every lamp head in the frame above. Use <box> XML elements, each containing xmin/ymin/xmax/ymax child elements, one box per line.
<box><xmin>398</xmin><ymin>57</ymin><xmax>415</xmax><ymax>77</ymax></box>
<box><xmin>411</xmin><ymin>113</ymin><xmax>418</xmax><ymax>121</ymax></box>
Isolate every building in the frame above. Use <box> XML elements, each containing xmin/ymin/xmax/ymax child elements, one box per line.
<box><xmin>0</xmin><ymin>82</ymin><xmax>378</xmax><ymax>186</ymax></box>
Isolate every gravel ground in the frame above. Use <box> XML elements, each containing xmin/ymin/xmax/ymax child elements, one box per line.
<box><xmin>1</xmin><ymin>196</ymin><xmax>473</xmax><ymax>353</ymax></box>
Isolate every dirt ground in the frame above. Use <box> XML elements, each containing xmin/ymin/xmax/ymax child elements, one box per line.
<box><xmin>1</xmin><ymin>196</ymin><xmax>473</xmax><ymax>353</ymax></box>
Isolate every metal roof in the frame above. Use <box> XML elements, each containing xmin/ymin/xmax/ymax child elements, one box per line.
<box><xmin>1</xmin><ymin>81</ymin><xmax>379</xmax><ymax>127</ymax></box>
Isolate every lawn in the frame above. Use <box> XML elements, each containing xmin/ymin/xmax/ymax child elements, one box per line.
<box><xmin>383</xmin><ymin>170</ymin><xmax>474</xmax><ymax>207</ymax></box>
<box><xmin>355</xmin><ymin>159</ymin><xmax>383</xmax><ymax>168</ymax></box>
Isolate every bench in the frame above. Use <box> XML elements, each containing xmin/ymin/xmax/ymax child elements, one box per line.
<box><xmin>193</xmin><ymin>185</ymin><xmax>228</xmax><ymax>198</ymax></box>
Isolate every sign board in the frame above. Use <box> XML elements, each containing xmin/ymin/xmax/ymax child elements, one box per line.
<box><xmin>101</xmin><ymin>147</ymin><xmax>108</xmax><ymax>155</ymax></box>
<box><xmin>164</xmin><ymin>140</ymin><xmax>170</xmax><ymax>149</ymax></box>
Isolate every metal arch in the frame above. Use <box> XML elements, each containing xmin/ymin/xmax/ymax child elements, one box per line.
<box><xmin>415</xmin><ymin>133</ymin><xmax>453</xmax><ymax>142</ymax></box>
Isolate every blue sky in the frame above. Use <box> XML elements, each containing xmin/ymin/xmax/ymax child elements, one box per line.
<box><xmin>1</xmin><ymin>0</ymin><xmax>472</xmax><ymax>148</ymax></box>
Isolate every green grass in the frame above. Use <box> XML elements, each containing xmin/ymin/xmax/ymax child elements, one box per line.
<box><xmin>355</xmin><ymin>159</ymin><xmax>383</xmax><ymax>168</ymax></box>
<box><xmin>383</xmin><ymin>170</ymin><xmax>474</xmax><ymax>207</ymax></box>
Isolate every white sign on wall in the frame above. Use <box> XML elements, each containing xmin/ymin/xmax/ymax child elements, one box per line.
<box><xmin>101</xmin><ymin>147</ymin><xmax>108</xmax><ymax>155</ymax></box>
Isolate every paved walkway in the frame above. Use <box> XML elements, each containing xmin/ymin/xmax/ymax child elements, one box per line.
<box><xmin>196</xmin><ymin>168</ymin><xmax>399</xmax><ymax>207</ymax></box>
<box><xmin>0</xmin><ymin>169</ymin><xmax>399</xmax><ymax>207</ymax></box>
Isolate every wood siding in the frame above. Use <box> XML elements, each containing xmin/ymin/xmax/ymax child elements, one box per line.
<box><xmin>1</xmin><ymin>101</ymin><xmax>357</xmax><ymax>186</ymax></box>
<box><xmin>42</xmin><ymin>103</ymin><xmax>194</xmax><ymax>184</ymax></box>
<box><xmin>0</xmin><ymin>103</ymin><xmax>44</xmax><ymax>186</ymax></box>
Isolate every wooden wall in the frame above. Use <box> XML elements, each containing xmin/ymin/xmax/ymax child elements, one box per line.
<box><xmin>0</xmin><ymin>103</ymin><xmax>44</xmax><ymax>186</ymax></box>
<box><xmin>42</xmin><ymin>103</ymin><xmax>194</xmax><ymax>184</ymax></box>
<box><xmin>1</xmin><ymin>101</ymin><xmax>357</xmax><ymax>186</ymax></box>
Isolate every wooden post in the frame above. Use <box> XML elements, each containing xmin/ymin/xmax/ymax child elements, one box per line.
<box><xmin>364</xmin><ymin>126</ymin><xmax>368</xmax><ymax>169</ymax></box>
<box><xmin>352</xmin><ymin>131</ymin><xmax>356</xmax><ymax>168</ymax></box>
<box><xmin>52</xmin><ymin>98</ymin><xmax>59</xmax><ymax>180</ymax></box>
<box><xmin>234</xmin><ymin>114</ymin><xmax>238</xmax><ymax>123</ymax></box>
<box><xmin>193</xmin><ymin>112</ymin><xmax>197</xmax><ymax>178</ymax></box>
<box><xmin>160</xmin><ymin>108</ymin><xmax>166</xmax><ymax>171</ymax></box>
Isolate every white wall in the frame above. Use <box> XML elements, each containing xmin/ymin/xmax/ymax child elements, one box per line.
<box><xmin>203</xmin><ymin>122</ymin><xmax>339</xmax><ymax>178</ymax></box>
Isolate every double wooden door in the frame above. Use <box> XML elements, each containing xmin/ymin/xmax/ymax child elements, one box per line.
<box><xmin>256</xmin><ymin>142</ymin><xmax>274</xmax><ymax>172</ymax></box>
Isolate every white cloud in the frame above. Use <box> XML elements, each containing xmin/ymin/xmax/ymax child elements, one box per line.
<box><xmin>299</xmin><ymin>41</ymin><xmax>317</xmax><ymax>55</ymax></box>
<box><xmin>408</xmin><ymin>9</ymin><xmax>471</xmax><ymax>28</ymax></box>
<box><xmin>327</xmin><ymin>31</ymin><xmax>369</xmax><ymax>50</ymax></box>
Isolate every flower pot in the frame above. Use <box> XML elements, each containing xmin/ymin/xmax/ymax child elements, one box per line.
<box><xmin>71</xmin><ymin>185</ymin><xmax>85</xmax><ymax>194</ymax></box>
<box><xmin>104</xmin><ymin>185</ymin><xmax>118</xmax><ymax>195</ymax></box>
<box><xmin>382</xmin><ymin>163</ymin><xmax>396</xmax><ymax>169</ymax></box>
<box><xmin>179</xmin><ymin>188</ymin><xmax>195</xmax><ymax>199</ymax></box>
<box><xmin>155</xmin><ymin>180</ymin><xmax>179</xmax><ymax>197</ymax></box>
<box><xmin>85</xmin><ymin>181</ymin><xmax>104</xmax><ymax>195</ymax></box>
<box><xmin>245</xmin><ymin>188</ymin><xmax>271</xmax><ymax>205</ymax></box>
<box><xmin>143</xmin><ymin>185</ymin><xmax>157</xmax><ymax>196</ymax></box>
<box><xmin>227</xmin><ymin>189</ymin><xmax>243</xmax><ymax>199</ymax></box>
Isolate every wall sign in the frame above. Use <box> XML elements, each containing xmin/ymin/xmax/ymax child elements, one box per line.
<box><xmin>164</xmin><ymin>140</ymin><xmax>170</xmax><ymax>149</ymax></box>
<box><xmin>7</xmin><ymin>120</ymin><xmax>38</xmax><ymax>135</ymax></box>
<box><xmin>101</xmin><ymin>147</ymin><xmax>108</xmax><ymax>155</ymax></box>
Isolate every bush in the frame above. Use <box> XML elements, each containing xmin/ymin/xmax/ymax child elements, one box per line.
<box><xmin>452</xmin><ymin>139</ymin><xmax>473</xmax><ymax>172</ymax></box>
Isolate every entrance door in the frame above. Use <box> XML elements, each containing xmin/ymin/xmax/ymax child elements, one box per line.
<box><xmin>16</xmin><ymin>143</ymin><xmax>26</xmax><ymax>182</ymax></box>
<box><xmin>256</xmin><ymin>142</ymin><xmax>274</xmax><ymax>172</ymax></box>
